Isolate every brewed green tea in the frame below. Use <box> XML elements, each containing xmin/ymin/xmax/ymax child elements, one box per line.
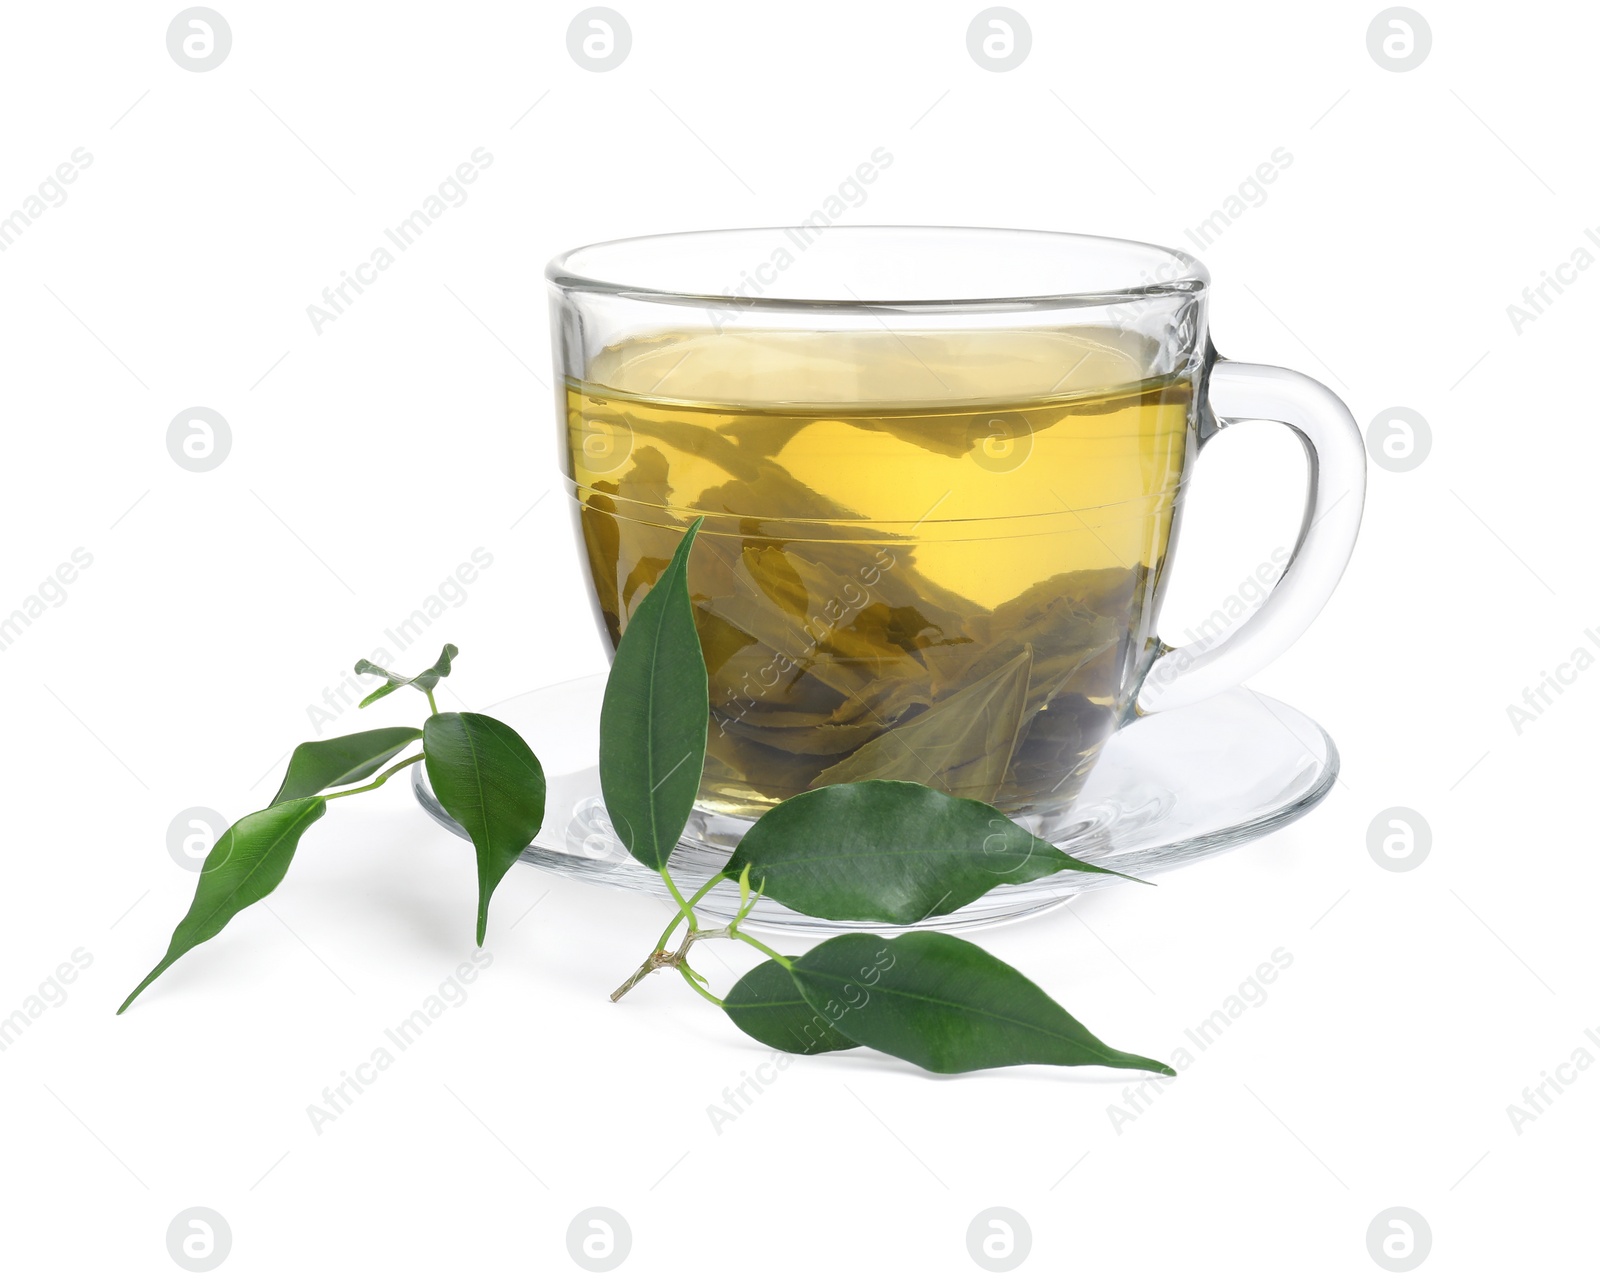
<box><xmin>565</xmin><ymin>329</ymin><xmax>1192</xmax><ymax>819</ymax></box>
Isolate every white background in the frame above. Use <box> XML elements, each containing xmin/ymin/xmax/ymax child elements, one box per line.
<box><xmin>1</xmin><ymin>1</ymin><xmax>1593</xmax><ymax>1274</ymax></box>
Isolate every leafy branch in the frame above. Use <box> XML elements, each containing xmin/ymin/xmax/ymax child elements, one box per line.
<box><xmin>119</xmin><ymin>650</ymin><xmax>544</xmax><ymax>1010</ymax></box>
<box><xmin>119</xmin><ymin>523</ymin><xmax>1171</xmax><ymax>1079</ymax></box>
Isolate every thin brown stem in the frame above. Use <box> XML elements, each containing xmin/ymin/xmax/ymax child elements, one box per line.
<box><xmin>609</xmin><ymin>950</ymin><xmax>673</xmax><ymax>1002</ymax></box>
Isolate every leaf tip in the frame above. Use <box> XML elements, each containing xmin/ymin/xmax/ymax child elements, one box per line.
<box><xmin>116</xmin><ymin>980</ymin><xmax>148</xmax><ymax>1016</ymax></box>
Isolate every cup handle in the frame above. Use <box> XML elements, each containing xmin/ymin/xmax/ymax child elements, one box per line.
<box><xmin>1135</xmin><ymin>360</ymin><xmax>1366</xmax><ymax>715</ymax></box>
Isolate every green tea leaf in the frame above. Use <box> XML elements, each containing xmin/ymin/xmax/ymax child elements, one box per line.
<box><xmin>118</xmin><ymin>797</ymin><xmax>327</xmax><ymax>1013</ymax></box>
<box><xmin>356</xmin><ymin>643</ymin><xmax>459</xmax><ymax>708</ymax></box>
<box><xmin>423</xmin><ymin>712</ymin><xmax>547</xmax><ymax>944</ymax></box>
<box><xmin>723</xmin><ymin>958</ymin><xmax>859</xmax><ymax>1055</ymax></box>
<box><xmin>812</xmin><ymin>646</ymin><xmax>1034</xmax><ymax>803</ymax></box>
<box><xmin>726</xmin><ymin>779</ymin><xmax>1140</xmax><ymax>925</ymax></box>
<box><xmin>790</xmin><ymin>931</ymin><xmax>1173</xmax><ymax>1076</ymax></box>
<box><xmin>271</xmin><ymin>725</ymin><xmax>423</xmax><ymax>804</ymax></box>
<box><xmin>599</xmin><ymin>517</ymin><xmax>707</xmax><ymax>870</ymax></box>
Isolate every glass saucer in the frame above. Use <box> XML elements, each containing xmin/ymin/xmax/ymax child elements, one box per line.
<box><xmin>412</xmin><ymin>676</ymin><xmax>1337</xmax><ymax>935</ymax></box>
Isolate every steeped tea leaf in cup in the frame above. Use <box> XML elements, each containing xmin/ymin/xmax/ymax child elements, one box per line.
<box><xmin>566</xmin><ymin>328</ymin><xmax>1190</xmax><ymax>819</ymax></box>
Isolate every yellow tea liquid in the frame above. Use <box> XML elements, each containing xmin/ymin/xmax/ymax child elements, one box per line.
<box><xmin>564</xmin><ymin>329</ymin><xmax>1193</xmax><ymax>818</ymax></box>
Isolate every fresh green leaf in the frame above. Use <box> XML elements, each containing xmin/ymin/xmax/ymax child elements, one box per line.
<box><xmin>789</xmin><ymin>931</ymin><xmax>1173</xmax><ymax>1076</ymax></box>
<box><xmin>423</xmin><ymin>711</ymin><xmax>547</xmax><ymax>944</ymax></box>
<box><xmin>118</xmin><ymin>798</ymin><xmax>327</xmax><ymax>1013</ymax></box>
<box><xmin>598</xmin><ymin>518</ymin><xmax>707</xmax><ymax>870</ymax></box>
<box><xmin>271</xmin><ymin>726</ymin><xmax>423</xmax><ymax>804</ymax></box>
<box><xmin>723</xmin><ymin>958</ymin><xmax>858</xmax><ymax>1055</ymax></box>
<box><xmin>357</xmin><ymin>643</ymin><xmax>459</xmax><ymax>708</ymax></box>
<box><xmin>726</xmin><ymin>779</ymin><xmax>1141</xmax><ymax>925</ymax></box>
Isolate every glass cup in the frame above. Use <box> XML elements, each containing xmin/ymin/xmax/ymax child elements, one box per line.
<box><xmin>547</xmin><ymin>227</ymin><xmax>1364</xmax><ymax>838</ymax></box>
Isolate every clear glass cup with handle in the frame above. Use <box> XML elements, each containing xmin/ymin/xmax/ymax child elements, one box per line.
<box><xmin>548</xmin><ymin>227</ymin><xmax>1364</xmax><ymax>839</ymax></box>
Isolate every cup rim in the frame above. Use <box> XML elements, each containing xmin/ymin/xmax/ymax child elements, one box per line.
<box><xmin>545</xmin><ymin>225</ymin><xmax>1209</xmax><ymax>312</ymax></box>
